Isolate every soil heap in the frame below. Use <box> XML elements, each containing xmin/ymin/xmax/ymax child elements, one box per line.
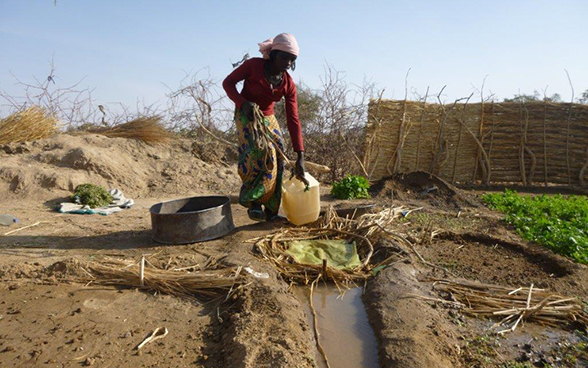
<box><xmin>370</xmin><ymin>171</ymin><xmax>481</xmax><ymax>210</ymax></box>
<box><xmin>0</xmin><ymin>133</ymin><xmax>240</xmax><ymax>200</ymax></box>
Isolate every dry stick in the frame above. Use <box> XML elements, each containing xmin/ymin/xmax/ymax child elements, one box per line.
<box><xmin>565</xmin><ymin>70</ymin><xmax>575</xmax><ymax>186</ymax></box>
<box><xmin>366</xmin><ymin>131</ymin><xmax>382</xmax><ymax>180</ymax></box>
<box><xmin>525</xmin><ymin>146</ymin><xmax>537</xmax><ymax>185</ymax></box>
<box><xmin>454</xmin><ymin>117</ymin><xmax>491</xmax><ymax>185</ymax></box>
<box><xmin>580</xmin><ymin>146</ymin><xmax>588</xmax><ymax>187</ymax></box>
<box><xmin>3</xmin><ymin>221</ymin><xmax>43</xmax><ymax>235</ymax></box>
<box><xmin>451</xmin><ymin>93</ymin><xmax>473</xmax><ymax>184</ymax></box>
<box><xmin>364</xmin><ymin>132</ymin><xmax>378</xmax><ymax>179</ymax></box>
<box><xmin>341</xmin><ymin>132</ymin><xmax>369</xmax><ymax>178</ymax></box>
<box><xmin>499</xmin><ymin>284</ymin><xmax>533</xmax><ymax>334</ymax></box>
<box><xmin>415</xmin><ymin>87</ymin><xmax>430</xmax><ymax>171</ymax></box>
<box><xmin>512</xmin><ymin>284</ymin><xmax>534</xmax><ymax>332</ymax></box>
<box><xmin>386</xmin><ymin>68</ymin><xmax>411</xmax><ymax>175</ymax></box>
<box><xmin>136</xmin><ymin>327</ymin><xmax>168</xmax><ymax>350</ymax></box>
<box><xmin>140</xmin><ymin>256</ymin><xmax>145</xmax><ymax>287</ymax></box>
<box><xmin>395</xmin><ymin>68</ymin><xmax>411</xmax><ymax>173</ymax></box>
<box><xmin>194</xmin><ymin>99</ymin><xmax>237</xmax><ymax>148</ymax></box>
<box><xmin>521</xmin><ymin>102</ymin><xmax>536</xmax><ymax>184</ymax></box>
<box><xmin>431</xmin><ymin>91</ymin><xmax>467</xmax><ymax>176</ymax></box>
<box><xmin>542</xmin><ymin>95</ymin><xmax>549</xmax><ymax>187</ymax></box>
<box><xmin>472</xmin><ymin>77</ymin><xmax>488</xmax><ymax>182</ymax></box>
<box><xmin>518</xmin><ymin>100</ymin><xmax>527</xmax><ymax>186</ymax></box>
<box><xmin>430</xmin><ymin>86</ymin><xmax>448</xmax><ymax>174</ymax></box>
<box><xmin>486</xmin><ymin>101</ymin><xmax>496</xmax><ymax>185</ymax></box>
<box><xmin>309</xmin><ymin>276</ymin><xmax>331</xmax><ymax>368</ymax></box>
<box><xmin>525</xmin><ymin>106</ymin><xmax>537</xmax><ymax>183</ymax></box>
<box><xmin>394</xmin><ymin>111</ymin><xmax>415</xmax><ymax>174</ymax></box>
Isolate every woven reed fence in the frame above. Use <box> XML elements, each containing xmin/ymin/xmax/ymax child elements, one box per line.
<box><xmin>363</xmin><ymin>99</ymin><xmax>588</xmax><ymax>187</ymax></box>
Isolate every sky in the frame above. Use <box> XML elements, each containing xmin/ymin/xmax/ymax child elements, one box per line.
<box><xmin>1</xmin><ymin>0</ymin><xmax>587</xmax><ymax>116</ymax></box>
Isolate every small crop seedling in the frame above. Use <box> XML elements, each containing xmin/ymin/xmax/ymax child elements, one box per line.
<box><xmin>331</xmin><ymin>175</ymin><xmax>370</xmax><ymax>200</ymax></box>
<box><xmin>482</xmin><ymin>189</ymin><xmax>588</xmax><ymax>264</ymax></box>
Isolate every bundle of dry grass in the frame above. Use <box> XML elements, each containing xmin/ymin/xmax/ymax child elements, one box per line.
<box><xmin>0</xmin><ymin>106</ymin><xmax>58</xmax><ymax>144</ymax></box>
<box><xmin>432</xmin><ymin>279</ymin><xmax>588</xmax><ymax>333</ymax></box>
<box><xmin>94</xmin><ymin>116</ymin><xmax>171</xmax><ymax>143</ymax></box>
<box><xmin>79</xmin><ymin>258</ymin><xmax>244</xmax><ymax>299</ymax></box>
<box><xmin>250</xmin><ymin>206</ymin><xmax>407</xmax><ymax>288</ymax></box>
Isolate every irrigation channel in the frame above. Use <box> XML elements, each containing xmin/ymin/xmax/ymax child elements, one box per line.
<box><xmin>295</xmin><ymin>285</ymin><xmax>380</xmax><ymax>368</ymax></box>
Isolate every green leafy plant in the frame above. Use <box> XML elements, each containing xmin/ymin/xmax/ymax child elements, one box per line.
<box><xmin>331</xmin><ymin>175</ymin><xmax>370</xmax><ymax>200</ymax></box>
<box><xmin>71</xmin><ymin>183</ymin><xmax>113</xmax><ymax>208</ymax></box>
<box><xmin>482</xmin><ymin>189</ymin><xmax>588</xmax><ymax>264</ymax></box>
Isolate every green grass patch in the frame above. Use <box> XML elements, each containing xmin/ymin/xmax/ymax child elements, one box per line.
<box><xmin>331</xmin><ymin>175</ymin><xmax>370</xmax><ymax>200</ymax></box>
<box><xmin>482</xmin><ymin>189</ymin><xmax>588</xmax><ymax>264</ymax></box>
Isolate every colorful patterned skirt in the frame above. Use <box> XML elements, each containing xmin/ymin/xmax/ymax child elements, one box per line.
<box><xmin>235</xmin><ymin>110</ymin><xmax>285</xmax><ymax>214</ymax></box>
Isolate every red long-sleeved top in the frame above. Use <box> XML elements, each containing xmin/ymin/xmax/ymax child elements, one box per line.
<box><xmin>222</xmin><ymin>57</ymin><xmax>304</xmax><ymax>152</ymax></box>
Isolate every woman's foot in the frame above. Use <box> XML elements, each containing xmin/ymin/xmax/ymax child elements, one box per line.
<box><xmin>248</xmin><ymin>205</ymin><xmax>265</xmax><ymax>222</ymax></box>
<box><xmin>265</xmin><ymin>209</ymin><xmax>285</xmax><ymax>222</ymax></box>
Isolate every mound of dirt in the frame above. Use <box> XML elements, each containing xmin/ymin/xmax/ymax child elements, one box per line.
<box><xmin>0</xmin><ymin>133</ymin><xmax>241</xmax><ymax>200</ymax></box>
<box><xmin>370</xmin><ymin>171</ymin><xmax>481</xmax><ymax>210</ymax></box>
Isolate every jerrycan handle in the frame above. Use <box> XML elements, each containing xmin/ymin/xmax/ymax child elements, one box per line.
<box><xmin>288</xmin><ymin>169</ymin><xmax>311</xmax><ymax>192</ymax></box>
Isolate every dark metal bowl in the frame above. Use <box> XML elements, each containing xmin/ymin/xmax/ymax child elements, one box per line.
<box><xmin>150</xmin><ymin>196</ymin><xmax>234</xmax><ymax>245</ymax></box>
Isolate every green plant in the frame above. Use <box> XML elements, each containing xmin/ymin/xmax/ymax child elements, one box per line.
<box><xmin>330</xmin><ymin>175</ymin><xmax>370</xmax><ymax>200</ymax></box>
<box><xmin>71</xmin><ymin>183</ymin><xmax>113</xmax><ymax>208</ymax></box>
<box><xmin>482</xmin><ymin>190</ymin><xmax>588</xmax><ymax>264</ymax></box>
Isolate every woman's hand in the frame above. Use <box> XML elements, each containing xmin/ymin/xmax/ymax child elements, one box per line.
<box><xmin>241</xmin><ymin>101</ymin><xmax>255</xmax><ymax>121</ymax></box>
<box><xmin>294</xmin><ymin>151</ymin><xmax>309</xmax><ymax>186</ymax></box>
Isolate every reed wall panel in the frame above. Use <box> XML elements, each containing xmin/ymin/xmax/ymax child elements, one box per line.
<box><xmin>364</xmin><ymin>100</ymin><xmax>588</xmax><ymax>187</ymax></box>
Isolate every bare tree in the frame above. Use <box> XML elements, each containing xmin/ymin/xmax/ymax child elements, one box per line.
<box><xmin>276</xmin><ymin>64</ymin><xmax>378</xmax><ymax>181</ymax></box>
<box><xmin>0</xmin><ymin>58</ymin><xmax>98</xmax><ymax>128</ymax></box>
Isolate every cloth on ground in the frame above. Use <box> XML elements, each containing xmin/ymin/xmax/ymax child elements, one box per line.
<box><xmin>58</xmin><ymin>188</ymin><xmax>134</xmax><ymax>216</ymax></box>
<box><xmin>285</xmin><ymin>239</ymin><xmax>361</xmax><ymax>270</ymax></box>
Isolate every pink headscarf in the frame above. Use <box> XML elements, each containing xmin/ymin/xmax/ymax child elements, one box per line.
<box><xmin>258</xmin><ymin>33</ymin><xmax>299</xmax><ymax>59</ymax></box>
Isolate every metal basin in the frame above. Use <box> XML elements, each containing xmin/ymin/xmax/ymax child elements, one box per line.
<box><xmin>150</xmin><ymin>196</ymin><xmax>234</xmax><ymax>245</ymax></box>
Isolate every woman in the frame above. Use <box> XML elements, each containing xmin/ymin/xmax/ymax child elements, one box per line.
<box><xmin>223</xmin><ymin>33</ymin><xmax>307</xmax><ymax>221</ymax></box>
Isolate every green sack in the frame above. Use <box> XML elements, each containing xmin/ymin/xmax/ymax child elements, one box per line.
<box><xmin>285</xmin><ymin>239</ymin><xmax>361</xmax><ymax>270</ymax></box>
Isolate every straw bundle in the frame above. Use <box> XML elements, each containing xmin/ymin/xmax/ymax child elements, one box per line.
<box><xmin>93</xmin><ymin>116</ymin><xmax>171</xmax><ymax>143</ymax></box>
<box><xmin>250</xmin><ymin>206</ymin><xmax>406</xmax><ymax>287</ymax></box>
<box><xmin>365</xmin><ymin>100</ymin><xmax>588</xmax><ymax>187</ymax></box>
<box><xmin>0</xmin><ymin>106</ymin><xmax>58</xmax><ymax>144</ymax></box>
<box><xmin>80</xmin><ymin>258</ymin><xmax>244</xmax><ymax>299</ymax></box>
<box><xmin>432</xmin><ymin>279</ymin><xmax>588</xmax><ymax>333</ymax></box>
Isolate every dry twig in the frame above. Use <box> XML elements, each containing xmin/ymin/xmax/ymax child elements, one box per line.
<box><xmin>430</xmin><ymin>279</ymin><xmax>588</xmax><ymax>332</ymax></box>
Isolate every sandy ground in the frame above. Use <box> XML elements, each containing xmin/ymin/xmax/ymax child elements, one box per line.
<box><xmin>0</xmin><ymin>199</ymin><xmax>317</xmax><ymax>368</ymax></box>
<box><xmin>1</xmin><ymin>136</ymin><xmax>588</xmax><ymax>367</ymax></box>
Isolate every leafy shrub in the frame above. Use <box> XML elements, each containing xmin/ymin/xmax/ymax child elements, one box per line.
<box><xmin>71</xmin><ymin>184</ymin><xmax>113</xmax><ymax>208</ymax></box>
<box><xmin>331</xmin><ymin>175</ymin><xmax>370</xmax><ymax>200</ymax></box>
<box><xmin>482</xmin><ymin>189</ymin><xmax>588</xmax><ymax>264</ymax></box>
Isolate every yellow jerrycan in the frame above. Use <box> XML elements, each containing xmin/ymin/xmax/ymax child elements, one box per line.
<box><xmin>282</xmin><ymin>172</ymin><xmax>320</xmax><ymax>226</ymax></box>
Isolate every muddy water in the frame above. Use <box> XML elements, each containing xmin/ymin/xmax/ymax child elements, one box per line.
<box><xmin>295</xmin><ymin>285</ymin><xmax>380</xmax><ymax>368</ymax></box>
